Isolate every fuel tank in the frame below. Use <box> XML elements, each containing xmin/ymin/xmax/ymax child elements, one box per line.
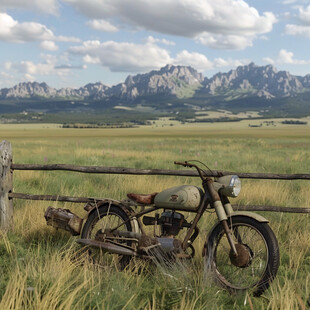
<box><xmin>154</xmin><ymin>185</ymin><xmax>204</xmax><ymax>210</ymax></box>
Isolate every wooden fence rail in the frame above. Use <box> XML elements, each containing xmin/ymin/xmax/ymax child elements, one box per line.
<box><xmin>1</xmin><ymin>140</ymin><xmax>310</xmax><ymax>231</ymax></box>
<box><xmin>11</xmin><ymin>163</ymin><xmax>310</xmax><ymax>180</ymax></box>
<box><xmin>8</xmin><ymin>192</ymin><xmax>310</xmax><ymax>214</ymax></box>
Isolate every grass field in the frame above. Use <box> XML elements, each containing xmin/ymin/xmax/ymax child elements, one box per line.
<box><xmin>0</xmin><ymin>121</ymin><xmax>309</xmax><ymax>309</ymax></box>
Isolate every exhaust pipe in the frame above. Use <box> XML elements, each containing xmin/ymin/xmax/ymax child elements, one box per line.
<box><xmin>44</xmin><ymin>207</ymin><xmax>83</xmax><ymax>236</ymax></box>
<box><xmin>76</xmin><ymin>230</ymin><xmax>181</xmax><ymax>258</ymax></box>
<box><xmin>76</xmin><ymin>238</ymin><xmax>137</xmax><ymax>256</ymax></box>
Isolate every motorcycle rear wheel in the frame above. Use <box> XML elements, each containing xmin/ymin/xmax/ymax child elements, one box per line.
<box><xmin>205</xmin><ymin>216</ymin><xmax>279</xmax><ymax>296</ymax></box>
<box><xmin>81</xmin><ymin>204</ymin><xmax>133</xmax><ymax>269</ymax></box>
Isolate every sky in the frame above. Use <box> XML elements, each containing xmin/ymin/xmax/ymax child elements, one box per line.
<box><xmin>1</xmin><ymin>0</ymin><xmax>310</xmax><ymax>89</ymax></box>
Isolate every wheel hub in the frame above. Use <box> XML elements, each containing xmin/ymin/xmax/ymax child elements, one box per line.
<box><xmin>229</xmin><ymin>244</ymin><xmax>251</xmax><ymax>268</ymax></box>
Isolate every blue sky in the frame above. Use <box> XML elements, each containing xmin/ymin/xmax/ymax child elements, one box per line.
<box><xmin>1</xmin><ymin>0</ymin><xmax>310</xmax><ymax>89</ymax></box>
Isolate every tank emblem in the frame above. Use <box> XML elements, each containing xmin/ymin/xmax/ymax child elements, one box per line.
<box><xmin>169</xmin><ymin>195</ymin><xmax>178</xmax><ymax>202</ymax></box>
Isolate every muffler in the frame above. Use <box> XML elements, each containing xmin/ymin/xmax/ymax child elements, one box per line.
<box><xmin>44</xmin><ymin>207</ymin><xmax>83</xmax><ymax>236</ymax></box>
<box><xmin>76</xmin><ymin>238</ymin><xmax>137</xmax><ymax>256</ymax></box>
<box><xmin>76</xmin><ymin>229</ymin><xmax>182</xmax><ymax>258</ymax></box>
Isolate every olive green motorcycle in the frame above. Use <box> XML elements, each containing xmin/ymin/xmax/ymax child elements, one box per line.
<box><xmin>45</xmin><ymin>160</ymin><xmax>279</xmax><ymax>296</ymax></box>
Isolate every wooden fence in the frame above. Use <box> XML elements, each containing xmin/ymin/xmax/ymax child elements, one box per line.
<box><xmin>1</xmin><ymin>140</ymin><xmax>310</xmax><ymax>231</ymax></box>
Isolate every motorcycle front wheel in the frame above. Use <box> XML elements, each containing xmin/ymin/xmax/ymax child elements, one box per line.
<box><xmin>81</xmin><ymin>204</ymin><xmax>133</xmax><ymax>269</ymax></box>
<box><xmin>205</xmin><ymin>216</ymin><xmax>279</xmax><ymax>296</ymax></box>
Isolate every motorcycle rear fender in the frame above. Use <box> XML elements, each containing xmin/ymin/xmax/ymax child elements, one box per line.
<box><xmin>84</xmin><ymin>199</ymin><xmax>130</xmax><ymax>216</ymax></box>
<box><xmin>83</xmin><ymin>199</ymin><xmax>141</xmax><ymax>234</ymax></box>
<box><xmin>202</xmin><ymin>211</ymin><xmax>269</xmax><ymax>257</ymax></box>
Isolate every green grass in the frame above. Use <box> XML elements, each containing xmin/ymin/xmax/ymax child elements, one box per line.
<box><xmin>0</xmin><ymin>122</ymin><xmax>309</xmax><ymax>309</ymax></box>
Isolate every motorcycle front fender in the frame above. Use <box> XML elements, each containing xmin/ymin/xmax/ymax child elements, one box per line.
<box><xmin>202</xmin><ymin>211</ymin><xmax>269</xmax><ymax>257</ymax></box>
<box><xmin>228</xmin><ymin>211</ymin><xmax>269</xmax><ymax>223</ymax></box>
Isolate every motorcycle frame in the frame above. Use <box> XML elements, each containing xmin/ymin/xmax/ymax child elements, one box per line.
<box><xmin>95</xmin><ymin>178</ymin><xmax>232</xmax><ymax>254</ymax></box>
<box><xmin>84</xmin><ymin>161</ymin><xmax>269</xmax><ymax>257</ymax></box>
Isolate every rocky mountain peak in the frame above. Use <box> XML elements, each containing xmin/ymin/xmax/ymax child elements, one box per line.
<box><xmin>202</xmin><ymin>62</ymin><xmax>303</xmax><ymax>98</ymax></box>
<box><xmin>124</xmin><ymin>75</ymin><xmax>135</xmax><ymax>87</ymax></box>
<box><xmin>1</xmin><ymin>63</ymin><xmax>310</xmax><ymax>102</ymax></box>
<box><xmin>107</xmin><ymin>64</ymin><xmax>204</xmax><ymax>100</ymax></box>
<box><xmin>4</xmin><ymin>81</ymin><xmax>57</xmax><ymax>98</ymax></box>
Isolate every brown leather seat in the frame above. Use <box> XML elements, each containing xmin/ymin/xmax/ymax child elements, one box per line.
<box><xmin>127</xmin><ymin>192</ymin><xmax>158</xmax><ymax>205</ymax></box>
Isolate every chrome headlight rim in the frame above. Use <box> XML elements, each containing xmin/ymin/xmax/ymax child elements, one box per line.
<box><xmin>216</xmin><ymin>175</ymin><xmax>241</xmax><ymax>198</ymax></box>
<box><xmin>229</xmin><ymin>175</ymin><xmax>241</xmax><ymax>197</ymax></box>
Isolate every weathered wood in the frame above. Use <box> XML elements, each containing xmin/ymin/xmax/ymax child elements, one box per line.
<box><xmin>8</xmin><ymin>192</ymin><xmax>310</xmax><ymax>214</ymax></box>
<box><xmin>232</xmin><ymin>205</ymin><xmax>310</xmax><ymax>214</ymax></box>
<box><xmin>11</xmin><ymin>163</ymin><xmax>310</xmax><ymax>180</ymax></box>
<box><xmin>9</xmin><ymin>192</ymin><xmax>100</xmax><ymax>203</ymax></box>
<box><xmin>0</xmin><ymin>141</ymin><xmax>13</xmax><ymax>231</ymax></box>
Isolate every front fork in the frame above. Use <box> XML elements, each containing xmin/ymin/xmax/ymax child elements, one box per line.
<box><xmin>204</xmin><ymin>178</ymin><xmax>238</xmax><ymax>256</ymax></box>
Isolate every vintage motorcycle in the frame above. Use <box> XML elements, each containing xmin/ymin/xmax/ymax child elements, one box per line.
<box><xmin>45</xmin><ymin>160</ymin><xmax>279</xmax><ymax>296</ymax></box>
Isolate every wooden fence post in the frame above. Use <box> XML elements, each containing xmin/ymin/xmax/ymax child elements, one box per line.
<box><xmin>0</xmin><ymin>140</ymin><xmax>13</xmax><ymax>231</ymax></box>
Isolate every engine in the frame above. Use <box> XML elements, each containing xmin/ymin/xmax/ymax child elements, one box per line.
<box><xmin>143</xmin><ymin>211</ymin><xmax>189</xmax><ymax>237</ymax></box>
<box><xmin>140</xmin><ymin>211</ymin><xmax>193</xmax><ymax>261</ymax></box>
<box><xmin>159</xmin><ymin>211</ymin><xmax>185</xmax><ymax>236</ymax></box>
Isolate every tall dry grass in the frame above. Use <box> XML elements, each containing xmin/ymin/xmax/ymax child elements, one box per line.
<box><xmin>0</xmin><ymin>124</ymin><xmax>309</xmax><ymax>309</ymax></box>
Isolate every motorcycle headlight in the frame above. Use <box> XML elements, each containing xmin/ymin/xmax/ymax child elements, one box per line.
<box><xmin>216</xmin><ymin>175</ymin><xmax>241</xmax><ymax>197</ymax></box>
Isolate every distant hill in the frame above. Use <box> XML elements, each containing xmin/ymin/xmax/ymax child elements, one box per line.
<box><xmin>1</xmin><ymin>63</ymin><xmax>310</xmax><ymax>119</ymax></box>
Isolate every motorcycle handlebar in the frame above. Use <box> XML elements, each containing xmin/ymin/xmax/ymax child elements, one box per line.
<box><xmin>174</xmin><ymin>161</ymin><xmax>192</xmax><ymax>167</ymax></box>
<box><xmin>174</xmin><ymin>161</ymin><xmax>206</xmax><ymax>180</ymax></box>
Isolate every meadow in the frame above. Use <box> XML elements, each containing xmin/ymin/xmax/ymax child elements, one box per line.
<box><xmin>0</xmin><ymin>119</ymin><xmax>309</xmax><ymax>309</ymax></box>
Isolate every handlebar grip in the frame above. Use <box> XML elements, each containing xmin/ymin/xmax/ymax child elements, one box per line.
<box><xmin>174</xmin><ymin>161</ymin><xmax>186</xmax><ymax>166</ymax></box>
<box><xmin>174</xmin><ymin>161</ymin><xmax>193</xmax><ymax>168</ymax></box>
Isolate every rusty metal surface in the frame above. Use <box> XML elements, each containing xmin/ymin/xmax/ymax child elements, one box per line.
<box><xmin>229</xmin><ymin>244</ymin><xmax>251</xmax><ymax>267</ymax></box>
<box><xmin>83</xmin><ymin>202</ymin><xmax>95</xmax><ymax>212</ymax></box>
<box><xmin>76</xmin><ymin>238</ymin><xmax>137</xmax><ymax>256</ymax></box>
<box><xmin>221</xmin><ymin>220</ymin><xmax>238</xmax><ymax>256</ymax></box>
<box><xmin>154</xmin><ymin>185</ymin><xmax>203</xmax><ymax>210</ymax></box>
<box><xmin>84</xmin><ymin>199</ymin><xmax>137</xmax><ymax>219</ymax></box>
<box><xmin>138</xmin><ymin>234</ymin><xmax>159</xmax><ymax>248</ymax></box>
<box><xmin>93</xmin><ymin>230</ymin><xmax>141</xmax><ymax>248</ymax></box>
<box><xmin>44</xmin><ymin>207</ymin><xmax>83</xmax><ymax>236</ymax></box>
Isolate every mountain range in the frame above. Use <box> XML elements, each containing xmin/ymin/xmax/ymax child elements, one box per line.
<box><xmin>1</xmin><ymin>62</ymin><xmax>310</xmax><ymax>101</ymax></box>
<box><xmin>1</xmin><ymin>63</ymin><xmax>310</xmax><ymax>119</ymax></box>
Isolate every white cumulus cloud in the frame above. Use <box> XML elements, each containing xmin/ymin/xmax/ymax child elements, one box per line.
<box><xmin>40</xmin><ymin>40</ymin><xmax>59</xmax><ymax>51</ymax></box>
<box><xmin>173</xmin><ymin>50</ymin><xmax>213</xmax><ymax>71</ymax></box>
<box><xmin>5</xmin><ymin>60</ymin><xmax>57</xmax><ymax>76</ymax></box>
<box><xmin>64</xmin><ymin>0</ymin><xmax>277</xmax><ymax>50</ymax></box>
<box><xmin>263</xmin><ymin>49</ymin><xmax>310</xmax><ymax>65</ymax></box>
<box><xmin>197</xmin><ymin>33</ymin><xmax>253</xmax><ymax>50</ymax></box>
<box><xmin>0</xmin><ymin>0</ymin><xmax>59</xmax><ymax>15</ymax></box>
<box><xmin>56</xmin><ymin>36</ymin><xmax>81</xmax><ymax>43</ymax></box>
<box><xmin>213</xmin><ymin>58</ymin><xmax>250</xmax><ymax>68</ymax></box>
<box><xmin>298</xmin><ymin>5</ymin><xmax>310</xmax><ymax>25</ymax></box>
<box><xmin>69</xmin><ymin>40</ymin><xmax>172</xmax><ymax>72</ymax></box>
<box><xmin>87</xmin><ymin>19</ymin><xmax>119</xmax><ymax>32</ymax></box>
<box><xmin>0</xmin><ymin>13</ymin><xmax>52</xmax><ymax>42</ymax></box>
<box><xmin>285</xmin><ymin>24</ymin><xmax>310</xmax><ymax>37</ymax></box>
<box><xmin>146</xmin><ymin>36</ymin><xmax>175</xmax><ymax>46</ymax></box>
<box><xmin>0</xmin><ymin>13</ymin><xmax>80</xmax><ymax>43</ymax></box>
<box><xmin>69</xmin><ymin>38</ymin><xmax>250</xmax><ymax>74</ymax></box>
<box><xmin>284</xmin><ymin>5</ymin><xmax>310</xmax><ymax>38</ymax></box>
<box><xmin>3</xmin><ymin>54</ymin><xmax>87</xmax><ymax>83</ymax></box>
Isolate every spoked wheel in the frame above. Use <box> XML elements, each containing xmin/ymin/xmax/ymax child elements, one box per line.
<box><xmin>81</xmin><ymin>204</ymin><xmax>134</xmax><ymax>269</ymax></box>
<box><xmin>205</xmin><ymin>216</ymin><xmax>279</xmax><ymax>296</ymax></box>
